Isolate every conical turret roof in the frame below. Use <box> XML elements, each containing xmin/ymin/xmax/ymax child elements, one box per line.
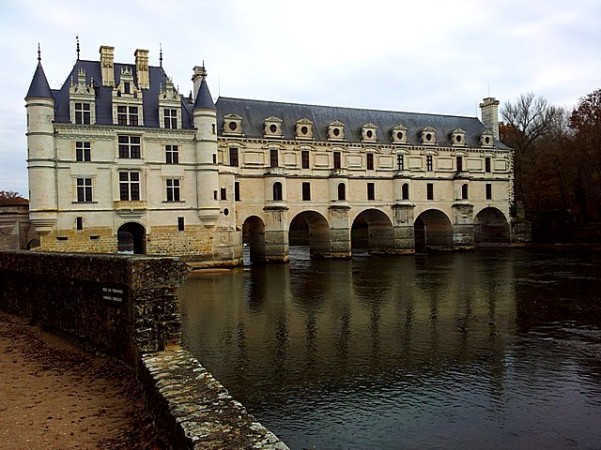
<box><xmin>194</xmin><ymin>77</ymin><xmax>215</xmax><ymax>110</ymax></box>
<box><xmin>26</xmin><ymin>62</ymin><xmax>54</xmax><ymax>100</ymax></box>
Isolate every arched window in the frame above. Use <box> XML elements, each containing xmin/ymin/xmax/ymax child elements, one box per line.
<box><xmin>402</xmin><ymin>183</ymin><xmax>409</xmax><ymax>200</ymax></box>
<box><xmin>461</xmin><ymin>184</ymin><xmax>469</xmax><ymax>200</ymax></box>
<box><xmin>337</xmin><ymin>183</ymin><xmax>346</xmax><ymax>201</ymax></box>
<box><xmin>273</xmin><ymin>181</ymin><xmax>283</xmax><ymax>201</ymax></box>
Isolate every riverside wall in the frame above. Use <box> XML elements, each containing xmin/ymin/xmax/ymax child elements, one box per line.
<box><xmin>0</xmin><ymin>251</ymin><xmax>288</xmax><ymax>450</ymax></box>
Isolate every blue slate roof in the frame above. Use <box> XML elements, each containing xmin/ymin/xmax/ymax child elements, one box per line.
<box><xmin>26</xmin><ymin>62</ymin><xmax>54</xmax><ymax>100</ymax></box>
<box><xmin>52</xmin><ymin>60</ymin><xmax>194</xmax><ymax>128</ymax></box>
<box><xmin>194</xmin><ymin>78</ymin><xmax>216</xmax><ymax>110</ymax></box>
<box><xmin>215</xmin><ymin>97</ymin><xmax>509</xmax><ymax>149</ymax></box>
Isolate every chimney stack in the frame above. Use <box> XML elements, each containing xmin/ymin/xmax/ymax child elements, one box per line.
<box><xmin>191</xmin><ymin>65</ymin><xmax>207</xmax><ymax>101</ymax></box>
<box><xmin>99</xmin><ymin>45</ymin><xmax>115</xmax><ymax>87</ymax></box>
<box><xmin>479</xmin><ymin>97</ymin><xmax>500</xmax><ymax>140</ymax></box>
<box><xmin>135</xmin><ymin>49</ymin><xmax>149</xmax><ymax>89</ymax></box>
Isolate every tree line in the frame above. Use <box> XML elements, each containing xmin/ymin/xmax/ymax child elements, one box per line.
<box><xmin>501</xmin><ymin>88</ymin><xmax>601</xmax><ymax>242</ymax></box>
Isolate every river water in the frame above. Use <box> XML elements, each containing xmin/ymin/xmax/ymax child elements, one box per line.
<box><xmin>179</xmin><ymin>248</ymin><xmax>601</xmax><ymax>450</ymax></box>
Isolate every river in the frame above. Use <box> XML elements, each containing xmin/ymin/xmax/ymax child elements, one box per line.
<box><xmin>179</xmin><ymin>248</ymin><xmax>601</xmax><ymax>449</ymax></box>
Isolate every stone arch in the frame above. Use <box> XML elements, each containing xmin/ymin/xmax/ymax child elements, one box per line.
<box><xmin>289</xmin><ymin>211</ymin><xmax>330</xmax><ymax>258</ymax></box>
<box><xmin>351</xmin><ymin>208</ymin><xmax>394</xmax><ymax>254</ymax></box>
<box><xmin>414</xmin><ymin>209</ymin><xmax>453</xmax><ymax>253</ymax></box>
<box><xmin>242</xmin><ymin>216</ymin><xmax>266</xmax><ymax>263</ymax></box>
<box><xmin>117</xmin><ymin>222</ymin><xmax>146</xmax><ymax>254</ymax></box>
<box><xmin>474</xmin><ymin>207</ymin><xmax>510</xmax><ymax>246</ymax></box>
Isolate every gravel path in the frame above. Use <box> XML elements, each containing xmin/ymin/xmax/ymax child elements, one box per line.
<box><xmin>0</xmin><ymin>311</ymin><xmax>162</xmax><ymax>450</ymax></box>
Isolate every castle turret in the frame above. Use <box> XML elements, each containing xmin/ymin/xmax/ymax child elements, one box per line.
<box><xmin>192</xmin><ymin>65</ymin><xmax>220</xmax><ymax>225</ymax></box>
<box><xmin>25</xmin><ymin>46</ymin><xmax>57</xmax><ymax>234</ymax></box>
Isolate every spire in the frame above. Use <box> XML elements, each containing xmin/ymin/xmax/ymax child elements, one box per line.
<box><xmin>159</xmin><ymin>43</ymin><xmax>163</xmax><ymax>68</ymax></box>
<box><xmin>193</xmin><ymin>63</ymin><xmax>215</xmax><ymax>110</ymax></box>
<box><xmin>76</xmin><ymin>35</ymin><xmax>80</xmax><ymax>60</ymax></box>
<box><xmin>26</xmin><ymin>45</ymin><xmax>54</xmax><ymax>100</ymax></box>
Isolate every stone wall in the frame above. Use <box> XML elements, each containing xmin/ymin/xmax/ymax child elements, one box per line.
<box><xmin>0</xmin><ymin>251</ymin><xmax>288</xmax><ymax>449</ymax></box>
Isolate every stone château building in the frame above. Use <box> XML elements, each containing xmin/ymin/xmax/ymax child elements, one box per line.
<box><xmin>25</xmin><ymin>44</ymin><xmax>517</xmax><ymax>266</ymax></box>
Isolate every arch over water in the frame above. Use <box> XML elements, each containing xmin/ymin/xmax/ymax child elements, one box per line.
<box><xmin>289</xmin><ymin>211</ymin><xmax>330</xmax><ymax>258</ymax></box>
<box><xmin>118</xmin><ymin>222</ymin><xmax>146</xmax><ymax>254</ymax></box>
<box><xmin>243</xmin><ymin>216</ymin><xmax>266</xmax><ymax>263</ymax></box>
<box><xmin>351</xmin><ymin>208</ymin><xmax>394</xmax><ymax>254</ymax></box>
<box><xmin>414</xmin><ymin>209</ymin><xmax>453</xmax><ymax>253</ymax></box>
<box><xmin>474</xmin><ymin>207</ymin><xmax>510</xmax><ymax>246</ymax></box>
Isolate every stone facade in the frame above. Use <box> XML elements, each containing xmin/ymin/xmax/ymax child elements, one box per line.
<box><xmin>25</xmin><ymin>45</ymin><xmax>520</xmax><ymax>265</ymax></box>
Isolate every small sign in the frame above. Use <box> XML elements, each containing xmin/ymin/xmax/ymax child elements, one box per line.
<box><xmin>102</xmin><ymin>284</ymin><xmax>126</xmax><ymax>303</ymax></box>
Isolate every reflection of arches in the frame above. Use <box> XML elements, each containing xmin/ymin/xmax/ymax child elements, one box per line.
<box><xmin>243</xmin><ymin>216</ymin><xmax>266</xmax><ymax>263</ymax></box>
<box><xmin>289</xmin><ymin>211</ymin><xmax>330</xmax><ymax>258</ymax></box>
<box><xmin>414</xmin><ymin>209</ymin><xmax>453</xmax><ymax>253</ymax></box>
<box><xmin>474</xmin><ymin>207</ymin><xmax>510</xmax><ymax>246</ymax></box>
<box><xmin>118</xmin><ymin>222</ymin><xmax>146</xmax><ymax>254</ymax></box>
<box><xmin>351</xmin><ymin>209</ymin><xmax>394</xmax><ymax>254</ymax></box>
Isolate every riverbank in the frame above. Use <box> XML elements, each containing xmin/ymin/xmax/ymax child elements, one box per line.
<box><xmin>0</xmin><ymin>311</ymin><xmax>161</xmax><ymax>450</ymax></box>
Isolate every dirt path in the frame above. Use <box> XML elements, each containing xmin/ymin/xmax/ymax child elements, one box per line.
<box><xmin>0</xmin><ymin>311</ymin><xmax>162</xmax><ymax>450</ymax></box>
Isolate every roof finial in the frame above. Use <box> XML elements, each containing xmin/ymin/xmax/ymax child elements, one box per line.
<box><xmin>76</xmin><ymin>35</ymin><xmax>80</xmax><ymax>60</ymax></box>
<box><xmin>200</xmin><ymin>60</ymin><xmax>207</xmax><ymax>77</ymax></box>
<box><xmin>37</xmin><ymin>43</ymin><xmax>41</xmax><ymax>62</ymax></box>
<box><xmin>159</xmin><ymin>43</ymin><xmax>163</xmax><ymax>68</ymax></box>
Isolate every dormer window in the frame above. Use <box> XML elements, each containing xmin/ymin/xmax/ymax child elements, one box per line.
<box><xmin>328</xmin><ymin>121</ymin><xmax>345</xmax><ymax>141</ymax></box>
<box><xmin>451</xmin><ymin>128</ymin><xmax>466</xmax><ymax>146</ymax></box>
<box><xmin>112</xmin><ymin>68</ymin><xmax>143</xmax><ymax>126</ymax></box>
<box><xmin>264</xmin><ymin>116</ymin><xmax>283</xmax><ymax>138</ymax></box>
<box><xmin>69</xmin><ymin>67</ymin><xmax>96</xmax><ymax>125</ymax></box>
<box><xmin>295</xmin><ymin>118</ymin><xmax>313</xmax><ymax>140</ymax></box>
<box><xmin>223</xmin><ymin>114</ymin><xmax>243</xmax><ymax>136</ymax></box>
<box><xmin>480</xmin><ymin>131</ymin><xmax>494</xmax><ymax>147</ymax></box>
<box><xmin>392</xmin><ymin>124</ymin><xmax>408</xmax><ymax>144</ymax></box>
<box><xmin>158</xmin><ymin>78</ymin><xmax>182</xmax><ymax>129</ymax></box>
<box><xmin>421</xmin><ymin>126</ymin><xmax>436</xmax><ymax>145</ymax></box>
<box><xmin>361</xmin><ymin>123</ymin><xmax>378</xmax><ymax>143</ymax></box>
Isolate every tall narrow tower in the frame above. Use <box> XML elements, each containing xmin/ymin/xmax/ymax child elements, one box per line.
<box><xmin>479</xmin><ymin>97</ymin><xmax>500</xmax><ymax>140</ymax></box>
<box><xmin>192</xmin><ymin>65</ymin><xmax>220</xmax><ymax>225</ymax></box>
<box><xmin>25</xmin><ymin>47</ymin><xmax>57</xmax><ymax>235</ymax></box>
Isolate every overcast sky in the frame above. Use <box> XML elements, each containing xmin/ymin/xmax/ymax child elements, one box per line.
<box><xmin>1</xmin><ymin>0</ymin><xmax>599</xmax><ymax>196</ymax></box>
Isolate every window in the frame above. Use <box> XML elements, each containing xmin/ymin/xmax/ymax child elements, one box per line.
<box><xmin>397</xmin><ymin>154</ymin><xmax>404</xmax><ymax>171</ymax></box>
<box><xmin>427</xmin><ymin>183</ymin><xmax>434</xmax><ymax>200</ymax></box>
<box><xmin>118</xmin><ymin>136</ymin><xmax>141</xmax><ymax>158</ymax></box>
<box><xmin>486</xmin><ymin>183</ymin><xmax>492</xmax><ymax>200</ymax></box>
<box><xmin>124</xmin><ymin>82</ymin><xmax>131</xmax><ymax>95</ymax></box>
<box><xmin>76</xmin><ymin>217</ymin><xmax>83</xmax><ymax>230</ymax></box>
<box><xmin>220</xmin><ymin>187</ymin><xmax>227</xmax><ymax>201</ymax></box>
<box><xmin>235</xmin><ymin>182</ymin><xmax>240</xmax><ymax>201</ymax></box>
<box><xmin>229</xmin><ymin>147</ymin><xmax>239</xmax><ymax>167</ymax></box>
<box><xmin>302</xmin><ymin>182</ymin><xmax>311</xmax><ymax>201</ymax></box>
<box><xmin>165</xmin><ymin>145</ymin><xmax>179</xmax><ymax>164</ymax></box>
<box><xmin>76</xmin><ymin>142</ymin><xmax>91</xmax><ymax>162</ymax></box>
<box><xmin>302</xmin><ymin>150</ymin><xmax>310</xmax><ymax>169</ymax></box>
<box><xmin>273</xmin><ymin>182</ymin><xmax>283</xmax><ymax>201</ymax></box>
<box><xmin>426</xmin><ymin>155</ymin><xmax>433</xmax><ymax>172</ymax></box>
<box><xmin>166</xmin><ymin>179</ymin><xmax>180</xmax><ymax>202</ymax></box>
<box><xmin>119</xmin><ymin>171</ymin><xmax>140</xmax><ymax>201</ymax></box>
<box><xmin>270</xmin><ymin>149</ymin><xmax>279</xmax><ymax>168</ymax></box>
<box><xmin>178</xmin><ymin>217</ymin><xmax>185</xmax><ymax>231</ymax></box>
<box><xmin>456</xmin><ymin>156</ymin><xmax>463</xmax><ymax>172</ymax></box>
<box><xmin>337</xmin><ymin>183</ymin><xmax>346</xmax><ymax>201</ymax></box>
<box><xmin>485</xmin><ymin>157</ymin><xmax>492</xmax><ymax>173</ymax></box>
<box><xmin>367</xmin><ymin>182</ymin><xmax>375</xmax><ymax>200</ymax></box>
<box><xmin>76</xmin><ymin>178</ymin><xmax>93</xmax><ymax>202</ymax></box>
<box><xmin>74</xmin><ymin>102</ymin><xmax>91</xmax><ymax>125</ymax></box>
<box><xmin>402</xmin><ymin>183</ymin><xmax>409</xmax><ymax>200</ymax></box>
<box><xmin>213</xmin><ymin>190</ymin><xmax>218</xmax><ymax>200</ymax></box>
<box><xmin>117</xmin><ymin>105</ymin><xmax>138</xmax><ymax>126</ymax></box>
<box><xmin>333</xmin><ymin>151</ymin><xmax>341</xmax><ymax>169</ymax></box>
<box><xmin>164</xmin><ymin>108</ymin><xmax>178</xmax><ymax>129</ymax></box>
<box><xmin>367</xmin><ymin>153</ymin><xmax>374</xmax><ymax>170</ymax></box>
<box><xmin>461</xmin><ymin>184</ymin><xmax>469</xmax><ymax>200</ymax></box>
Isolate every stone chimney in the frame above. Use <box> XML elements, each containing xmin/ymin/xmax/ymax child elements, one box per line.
<box><xmin>135</xmin><ymin>49</ymin><xmax>149</xmax><ymax>89</ymax></box>
<box><xmin>191</xmin><ymin>65</ymin><xmax>206</xmax><ymax>101</ymax></box>
<box><xmin>99</xmin><ymin>45</ymin><xmax>115</xmax><ymax>87</ymax></box>
<box><xmin>479</xmin><ymin>97</ymin><xmax>500</xmax><ymax>140</ymax></box>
